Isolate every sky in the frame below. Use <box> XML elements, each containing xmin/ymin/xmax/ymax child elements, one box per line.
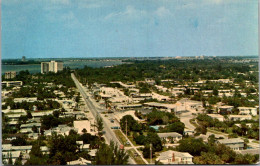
<box><xmin>1</xmin><ymin>0</ymin><xmax>258</xmax><ymax>59</ymax></box>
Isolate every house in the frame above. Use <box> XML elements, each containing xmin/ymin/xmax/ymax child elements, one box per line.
<box><xmin>76</xmin><ymin>141</ymin><xmax>90</xmax><ymax>151</ymax></box>
<box><xmin>14</xmin><ymin>97</ymin><xmax>37</xmax><ymax>103</ymax></box>
<box><xmin>89</xmin><ymin>149</ymin><xmax>97</xmax><ymax>160</ymax></box>
<box><xmin>2</xmin><ymin>151</ymin><xmax>21</xmax><ymax>164</ymax></box>
<box><xmin>152</xmin><ymin>92</ymin><xmax>171</xmax><ymax>101</ymax></box>
<box><xmin>183</xmin><ymin>129</ymin><xmax>195</xmax><ymax>136</ymax></box>
<box><xmin>44</xmin><ymin>125</ymin><xmax>77</xmax><ymax>136</ymax></box>
<box><xmin>31</xmin><ymin>111</ymin><xmax>53</xmax><ymax>120</ymax></box>
<box><xmin>207</xmin><ymin>114</ymin><xmax>224</xmax><ymax>122</ymax></box>
<box><xmin>40</xmin><ymin>146</ymin><xmax>49</xmax><ymax>154</ymax></box>
<box><xmin>236</xmin><ymin>148</ymin><xmax>260</xmax><ymax>155</ymax></box>
<box><xmin>218</xmin><ymin>106</ymin><xmax>234</xmax><ymax>115</ymax></box>
<box><xmin>238</xmin><ymin>107</ymin><xmax>257</xmax><ymax>116</ymax></box>
<box><xmin>67</xmin><ymin>157</ymin><xmax>92</xmax><ymax>165</ymax></box>
<box><xmin>156</xmin><ymin>150</ymin><xmax>193</xmax><ymax>164</ymax></box>
<box><xmin>28</xmin><ymin>133</ymin><xmax>40</xmax><ymax>140</ymax></box>
<box><xmin>74</xmin><ymin>120</ymin><xmax>96</xmax><ymax>135</ymax></box>
<box><xmin>216</xmin><ymin>138</ymin><xmax>244</xmax><ymax>150</ymax></box>
<box><xmin>158</xmin><ymin>132</ymin><xmax>183</xmax><ymax>143</ymax></box>
<box><xmin>2</xmin><ymin>81</ymin><xmax>23</xmax><ymax>87</ymax></box>
<box><xmin>228</xmin><ymin>115</ymin><xmax>252</xmax><ymax>121</ymax></box>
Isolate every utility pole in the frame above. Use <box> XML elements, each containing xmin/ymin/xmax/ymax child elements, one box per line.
<box><xmin>126</xmin><ymin>119</ymin><xmax>128</xmax><ymax>138</ymax></box>
<box><xmin>150</xmin><ymin>143</ymin><xmax>152</xmax><ymax>164</ymax></box>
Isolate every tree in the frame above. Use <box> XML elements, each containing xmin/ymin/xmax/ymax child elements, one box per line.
<box><xmin>177</xmin><ymin>137</ymin><xmax>208</xmax><ymax>156</ymax></box>
<box><xmin>195</xmin><ymin>125</ymin><xmax>207</xmax><ymax>135</ymax></box>
<box><xmin>161</xmin><ymin>122</ymin><xmax>185</xmax><ymax>134</ymax></box>
<box><xmin>53</xmin><ymin>111</ymin><xmax>60</xmax><ymax>118</ymax></box>
<box><xmin>120</xmin><ymin>115</ymin><xmax>141</xmax><ymax>134</ymax></box>
<box><xmin>142</xmin><ymin>144</ymin><xmax>155</xmax><ymax>158</ymax></box>
<box><xmin>207</xmin><ymin>134</ymin><xmax>216</xmax><ymax>146</ymax></box>
<box><xmin>145</xmin><ymin>132</ymin><xmax>163</xmax><ymax>152</ymax></box>
<box><xmin>82</xmin><ymin>128</ymin><xmax>87</xmax><ymax>134</ymax></box>
<box><xmin>94</xmin><ymin>141</ymin><xmax>129</xmax><ymax>165</ymax></box>
<box><xmin>48</xmin><ymin>133</ymin><xmax>79</xmax><ymax>164</ymax></box>
<box><xmin>11</xmin><ymin>136</ymin><xmax>28</xmax><ymax>146</ymax></box>
<box><xmin>134</xmin><ymin>135</ymin><xmax>146</xmax><ymax>145</ymax></box>
<box><xmin>18</xmin><ymin>115</ymin><xmax>28</xmax><ymax>124</ymax></box>
<box><xmin>96</xmin><ymin>116</ymin><xmax>104</xmax><ymax>139</ymax></box>
<box><xmin>193</xmin><ymin>152</ymin><xmax>224</xmax><ymax>164</ymax></box>
<box><xmin>32</xmin><ymin>125</ymin><xmax>38</xmax><ymax>133</ymax></box>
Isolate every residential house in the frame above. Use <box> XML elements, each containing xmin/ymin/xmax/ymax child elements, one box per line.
<box><xmin>207</xmin><ymin>114</ymin><xmax>225</xmax><ymax>122</ymax></box>
<box><xmin>238</xmin><ymin>107</ymin><xmax>257</xmax><ymax>116</ymax></box>
<box><xmin>216</xmin><ymin>138</ymin><xmax>244</xmax><ymax>150</ymax></box>
<box><xmin>2</xmin><ymin>151</ymin><xmax>21</xmax><ymax>164</ymax></box>
<box><xmin>156</xmin><ymin>150</ymin><xmax>193</xmax><ymax>164</ymax></box>
<box><xmin>158</xmin><ymin>132</ymin><xmax>183</xmax><ymax>143</ymax></box>
<box><xmin>228</xmin><ymin>115</ymin><xmax>252</xmax><ymax>121</ymax></box>
<box><xmin>67</xmin><ymin>157</ymin><xmax>91</xmax><ymax>165</ymax></box>
<box><xmin>218</xmin><ymin>106</ymin><xmax>234</xmax><ymax>115</ymax></box>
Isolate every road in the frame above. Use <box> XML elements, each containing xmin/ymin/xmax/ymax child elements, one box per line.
<box><xmin>71</xmin><ymin>73</ymin><xmax>136</xmax><ymax>164</ymax></box>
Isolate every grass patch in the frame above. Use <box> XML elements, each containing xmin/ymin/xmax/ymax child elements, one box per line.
<box><xmin>189</xmin><ymin>118</ymin><xmax>198</xmax><ymax>127</ymax></box>
<box><xmin>114</xmin><ymin>130</ymin><xmax>130</xmax><ymax>147</ymax></box>
<box><xmin>127</xmin><ymin>149</ymin><xmax>146</xmax><ymax>165</ymax></box>
<box><xmin>128</xmin><ymin>136</ymin><xmax>137</xmax><ymax>146</ymax></box>
<box><xmin>252</xmin><ymin>140</ymin><xmax>259</xmax><ymax>144</ymax></box>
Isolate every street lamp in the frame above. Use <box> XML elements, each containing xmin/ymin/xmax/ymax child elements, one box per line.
<box><xmin>150</xmin><ymin>143</ymin><xmax>152</xmax><ymax>164</ymax></box>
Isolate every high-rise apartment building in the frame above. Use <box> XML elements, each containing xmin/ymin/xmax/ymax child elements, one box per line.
<box><xmin>41</xmin><ymin>61</ymin><xmax>63</xmax><ymax>74</ymax></box>
<box><xmin>5</xmin><ymin>71</ymin><xmax>16</xmax><ymax>79</ymax></box>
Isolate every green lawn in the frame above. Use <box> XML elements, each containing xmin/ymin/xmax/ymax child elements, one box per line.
<box><xmin>127</xmin><ymin>149</ymin><xmax>146</xmax><ymax>165</ymax></box>
<box><xmin>114</xmin><ymin>130</ymin><xmax>130</xmax><ymax>147</ymax></box>
<box><xmin>128</xmin><ymin>136</ymin><xmax>138</xmax><ymax>146</ymax></box>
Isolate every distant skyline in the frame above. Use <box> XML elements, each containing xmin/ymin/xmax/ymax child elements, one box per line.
<box><xmin>1</xmin><ymin>0</ymin><xmax>258</xmax><ymax>59</ymax></box>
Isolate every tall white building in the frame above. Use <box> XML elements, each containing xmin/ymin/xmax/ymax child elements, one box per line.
<box><xmin>41</xmin><ymin>61</ymin><xmax>63</xmax><ymax>74</ymax></box>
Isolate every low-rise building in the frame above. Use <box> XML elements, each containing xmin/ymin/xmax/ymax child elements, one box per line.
<box><xmin>218</xmin><ymin>105</ymin><xmax>234</xmax><ymax>115</ymax></box>
<box><xmin>207</xmin><ymin>114</ymin><xmax>224</xmax><ymax>122</ymax></box>
<box><xmin>2</xmin><ymin>81</ymin><xmax>23</xmax><ymax>87</ymax></box>
<box><xmin>67</xmin><ymin>157</ymin><xmax>91</xmax><ymax>165</ymax></box>
<box><xmin>2</xmin><ymin>151</ymin><xmax>21</xmax><ymax>164</ymax></box>
<box><xmin>228</xmin><ymin>115</ymin><xmax>252</xmax><ymax>121</ymax></box>
<box><xmin>238</xmin><ymin>107</ymin><xmax>257</xmax><ymax>116</ymax></box>
<box><xmin>216</xmin><ymin>138</ymin><xmax>244</xmax><ymax>150</ymax></box>
<box><xmin>158</xmin><ymin>132</ymin><xmax>183</xmax><ymax>143</ymax></box>
<box><xmin>156</xmin><ymin>150</ymin><xmax>193</xmax><ymax>164</ymax></box>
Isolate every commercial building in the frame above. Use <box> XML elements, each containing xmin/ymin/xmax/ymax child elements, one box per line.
<box><xmin>41</xmin><ymin>61</ymin><xmax>63</xmax><ymax>74</ymax></box>
<box><xmin>5</xmin><ymin>71</ymin><xmax>16</xmax><ymax>79</ymax></box>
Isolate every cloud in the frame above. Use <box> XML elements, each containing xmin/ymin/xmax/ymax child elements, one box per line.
<box><xmin>61</xmin><ymin>11</ymin><xmax>75</xmax><ymax>21</ymax></box>
<box><xmin>78</xmin><ymin>2</ymin><xmax>101</xmax><ymax>9</ymax></box>
<box><xmin>104</xmin><ymin>5</ymin><xmax>147</xmax><ymax>20</ymax></box>
<box><xmin>155</xmin><ymin>7</ymin><xmax>171</xmax><ymax>17</ymax></box>
<box><xmin>51</xmin><ymin>0</ymin><xmax>70</xmax><ymax>5</ymax></box>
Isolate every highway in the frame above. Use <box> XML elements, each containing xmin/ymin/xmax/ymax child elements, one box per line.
<box><xmin>71</xmin><ymin>73</ymin><xmax>136</xmax><ymax>164</ymax></box>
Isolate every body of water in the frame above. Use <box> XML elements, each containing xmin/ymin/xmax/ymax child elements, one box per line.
<box><xmin>1</xmin><ymin>60</ymin><xmax>124</xmax><ymax>74</ymax></box>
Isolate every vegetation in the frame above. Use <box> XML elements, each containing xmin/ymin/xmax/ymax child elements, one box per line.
<box><xmin>94</xmin><ymin>141</ymin><xmax>129</xmax><ymax>165</ymax></box>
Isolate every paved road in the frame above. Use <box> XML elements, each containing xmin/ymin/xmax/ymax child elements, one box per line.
<box><xmin>71</xmin><ymin>73</ymin><xmax>136</xmax><ymax>164</ymax></box>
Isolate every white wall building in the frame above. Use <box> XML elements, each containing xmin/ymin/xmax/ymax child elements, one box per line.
<box><xmin>238</xmin><ymin>107</ymin><xmax>257</xmax><ymax>116</ymax></box>
<box><xmin>156</xmin><ymin>150</ymin><xmax>193</xmax><ymax>164</ymax></box>
<box><xmin>41</xmin><ymin>61</ymin><xmax>63</xmax><ymax>74</ymax></box>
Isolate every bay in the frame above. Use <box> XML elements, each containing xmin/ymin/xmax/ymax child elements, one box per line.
<box><xmin>1</xmin><ymin>60</ymin><xmax>124</xmax><ymax>74</ymax></box>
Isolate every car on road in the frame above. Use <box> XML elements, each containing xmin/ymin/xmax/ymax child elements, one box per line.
<box><xmin>111</xmin><ymin>126</ymin><xmax>120</xmax><ymax>129</ymax></box>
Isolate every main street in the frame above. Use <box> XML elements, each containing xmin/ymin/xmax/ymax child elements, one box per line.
<box><xmin>71</xmin><ymin>73</ymin><xmax>136</xmax><ymax>164</ymax></box>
